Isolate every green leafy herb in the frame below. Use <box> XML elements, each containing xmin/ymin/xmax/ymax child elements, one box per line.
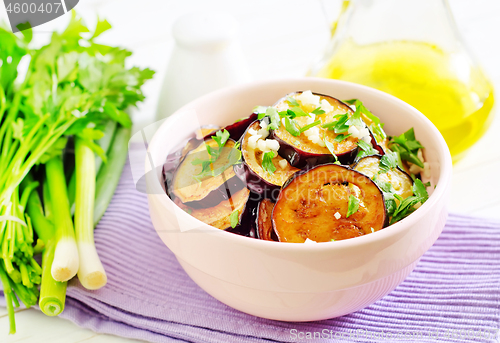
<box><xmin>265</xmin><ymin>107</ymin><xmax>281</xmax><ymax>130</ymax></box>
<box><xmin>372</xmin><ymin>176</ymin><xmax>397</xmax><ymax>216</ymax></box>
<box><xmin>299</xmin><ymin>120</ymin><xmax>321</xmax><ymax>134</ymax></box>
<box><xmin>212</xmin><ymin>129</ymin><xmax>230</xmax><ymax>150</ymax></box>
<box><xmin>412</xmin><ymin>179</ymin><xmax>429</xmax><ymax>202</ymax></box>
<box><xmin>389</xmin><ymin>128</ymin><xmax>424</xmax><ymax>168</ymax></box>
<box><xmin>389</xmin><ymin>195</ymin><xmax>421</xmax><ymax>225</ymax></box>
<box><xmin>346</xmin><ymin>195</ymin><xmax>360</xmax><ymax>218</ymax></box>
<box><xmin>284</xmin><ymin>117</ymin><xmax>301</xmax><ymax>137</ymax></box>
<box><xmin>379</xmin><ymin>150</ymin><xmax>399</xmax><ymax>174</ymax></box>
<box><xmin>230</xmin><ymin>210</ymin><xmax>240</xmax><ymax>228</ymax></box>
<box><xmin>356</xmin><ymin>140</ymin><xmax>379</xmax><ymax>159</ymax></box>
<box><xmin>346</xmin><ymin>109</ymin><xmax>363</xmax><ymax>128</ymax></box>
<box><xmin>322</xmin><ymin>113</ymin><xmax>349</xmax><ymax>134</ymax></box>
<box><xmin>372</xmin><ymin>175</ymin><xmax>430</xmax><ymax>225</ymax></box>
<box><xmin>344</xmin><ymin>99</ymin><xmax>386</xmax><ymax>142</ymax></box>
<box><xmin>262</xmin><ymin>151</ymin><xmax>277</xmax><ymax>175</ymax></box>
<box><xmin>191</xmin><ymin>130</ymin><xmax>241</xmax><ymax>181</ymax></box>
<box><xmin>287</xmin><ymin>106</ymin><xmax>309</xmax><ymax>118</ymax></box>
<box><xmin>334</xmin><ymin>133</ymin><xmax>351</xmax><ymax>143</ymax></box>
<box><xmin>311</xmin><ymin>107</ymin><xmax>325</xmax><ymax>115</ymax></box>
<box><xmin>286</xmin><ymin>97</ymin><xmax>300</xmax><ymax>107</ymax></box>
<box><xmin>324</xmin><ymin>139</ymin><xmax>341</xmax><ymax>164</ymax></box>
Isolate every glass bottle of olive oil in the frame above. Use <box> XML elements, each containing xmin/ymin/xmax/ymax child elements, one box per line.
<box><xmin>312</xmin><ymin>0</ymin><xmax>495</xmax><ymax>162</ymax></box>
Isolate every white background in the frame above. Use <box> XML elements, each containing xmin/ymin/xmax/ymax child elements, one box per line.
<box><xmin>1</xmin><ymin>0</ymin><xmax>499</xmax><ymax>341</ymax></box>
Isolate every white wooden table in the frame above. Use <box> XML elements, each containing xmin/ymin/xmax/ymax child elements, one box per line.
<box><xmin>1</xmin><ymin>0</ymin><xmax>499</xmax><ymax>341</ymax></box>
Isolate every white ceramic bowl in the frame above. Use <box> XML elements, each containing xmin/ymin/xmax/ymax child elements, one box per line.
<box><xmin>146</xmin><ymin>78</ymin><xmax>452</xmax><ymax>321</ymax></box>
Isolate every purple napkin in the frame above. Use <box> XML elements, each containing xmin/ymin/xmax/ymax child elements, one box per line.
<box><xmin>2</xmin><ymin>150</ymin><xmax>500</xmax><ymax>343</ymax></box>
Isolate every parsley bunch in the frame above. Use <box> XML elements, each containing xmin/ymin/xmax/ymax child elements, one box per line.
<box><xmin>0</xmin><ymin>14</ymin><xmax>153</xmax><ymax>333</ymax></box>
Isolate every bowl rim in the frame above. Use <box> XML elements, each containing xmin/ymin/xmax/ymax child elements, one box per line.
<box><xmin>147</xmin><ymin>77</ymin><xmax>452</xmax><ymax>252</ymax></box>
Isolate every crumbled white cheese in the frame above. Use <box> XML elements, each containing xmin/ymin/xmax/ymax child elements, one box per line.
<box><xmin>304</xmin><ymin>238</ymin><xmax>317</xmax><ymax>244</ymax></box>
<box><xmin>334</xmin><ymin>212</ymin><xmax>341</xmax><ymax>220</ymax></box>
<box><xmin>362</xmin><ymin>136</ymin><xmax>372</xmax><ymax>144</ymax></box>
<box><xmin>417</xmin><ymin>149</ymin><xmax>424</xmax><ymax>162</ymax></box>
<box><xmin>296</xmin><ymin>90</ymin><xmax>320</xmax><ymax>107</ymax></box>
<box><xmin>423</xmin><ymin>162</ymin><xmax>431</xmax><ymax>178</ymax></box>
<box><xmin>320</xmin><ymin>99</ymin><xmax>333</xmax><ymax>113</ymax></box>
<box><xmin>266</xmin><ymin>139</ymin><xmax>280</xmax><ymax>152</ymax></box>
<box><xmin>308</xmin><ymin>112</ymin><xmax>316</xmax><ymax>120</ymax></box>
<box><xmin>306</xmin><ymin>116</ymin><xmax>315</xmax><ymax>125</ymax></box>
<box><xmin>409</xmin><ymin>163</ymin><xmax>421</xmax><ymax>175</ymax></box>
<box><xmin>317</xmin><ymin>139</ymin><xmax>326</xmax><ymax>147</ymax></box>
<box><xmin>248</xmin><ymin>128</ymin><xmax>258</xmax><ymax>136</ymax></box>
<box><xmin>304</xmin><ymin>126</ymin><xmax>319</xmax><ymax>137</ymax></box>
<box><xmin>278</xmin><ymin>159</ymin><xmax>288</xmax><ymax>169</ymax></box>
<box><xmin>310</xmin><ymin>135</ymin><xmax>320</xmax><ymax>144</ymax></box>
<box><xmin>248</xmin><ymin>135</ymin><xmax>261</xmax><ymax>149</ymax></box>
<box><xmin>348</xmin><ymin>126</ymin><xmax>360</xmax><ymax>138</ymax></box>
<box><xmin>358</xmin><ymin>127</ymin><xmax>370</xmax><ymax>138</ymax></box>
<box><xmin>260</xmin><ymin>121</ymin><xmax>268</xmax><ymax>130</ymax></box>
<box><xmin>257</xmin><ymin>128</ymin><xmax>269</xmax><ymax>139</ymax></box>
<box><xmin>257</xmin><ymin>139</ymin><xmax>268</xmax><ymax>152</ymax></box>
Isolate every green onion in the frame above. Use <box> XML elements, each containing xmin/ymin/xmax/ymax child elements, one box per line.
<box><xmin>39</xmin><ymin>239</ymin><xmax>67</xmax><ymax>316</ymax></box>
<box><xmin>46</xmin><ymin>157</ymin><xmax>79</xmax><ymax>282</ymax></box>
<box><xmin>94</xmin><ymin>126</ymin><xmax>132</xmax><ymax>226</ymax></box>
<box><xmin>75</xmin><ymin>137</ymin><xmax>107</xmax><ymax>290</ymax></box>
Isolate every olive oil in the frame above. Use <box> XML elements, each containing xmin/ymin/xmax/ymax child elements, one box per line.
<box><xmin>316</xmin><ymin>40</ymin><xmax>495</xmax><ymax>161</ymax></box>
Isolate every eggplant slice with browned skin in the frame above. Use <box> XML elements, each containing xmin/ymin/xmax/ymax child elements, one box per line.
<box><xmin>174</xmin><ymin>188</ymin><xmax>250</xmax><ymax>230</ymax></box>
<box><xmin>353</xmin><ymin>155</ymin><xmax>414</xmax><ymax>200</ymax></box>
<box><xmin>256</xmin><ymin>199</ymin><xmax>277</xmax><ymax>241</ymax></box>
<box><xmin>272</xmin><ymin>164</ymin><xmax>387</xmax><ymax>243</ymax></box>
<box><xmin>234</xmin><ymin>120</ymin><xmax>299</xmax><ymax>200</ymax></box>
<box><xmin>271</xmin><ymin>92</ymin><xmax>359</xmax><ymax>168</ymax></box>
<box><xmin>172</xmin><ymin>138</ymin><xmax>244</xmax><ymax>208</ymax></box>
<box><xmin>204</xmin><ymin>113</ymin><xmax>258</xmax><ymax>142</ymax></box>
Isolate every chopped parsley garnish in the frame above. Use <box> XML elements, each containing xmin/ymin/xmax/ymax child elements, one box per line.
<box><xmin>334</xmin><ymin>133</ymin><xmax>351</xmax><ymax>143</ymax></box>
<box><xmin>345</xmin><ymin>109</ymin><xmax>363</xmax><ymax>128</ymax></box>
<box><xmin>389</xmin><ymin>194</ymin><xmax>421</xmax><ymax>224</ymax></box>
<box><xmin>324</xmin><ymin>139</ymin><xmax>341</xmax><ymax>165</ymax></box>
<box><xmin>344</xmin><ymin>99</ymin><xmax>386</xmax><ymax>142</ymax></box>
<box><xmin>299</xmin><ymin>120</ymin><xmax>321</xmax><ymax>134</ymax></box>
<box><xmin>311</xmin><ymin>107</ymin><xmax>325</xmax><ymax>115</ymax></box>
<box><xmin>372</xmin><ymin>175</ymin><xmax>430</xmax><ymax>225</ymax></box>
<box><xmin>286</xmin><ymin>97</ymin><xmax>300</xmax><ymax>107</ymax></box>
<box><xmin>262</xmin><ymin>150</ymin><xmax>278</xmax><ymax>174</ymax></box>
<box><xmin>212</xmin><ymin>129</ymin><xmax>230</xmax><ymax>149</ymax></box>
<box><xmin>356</xmin><ymin>140</ymin><xmax>379</xmax><ymax>159</ymax></box>
<box><xmin>321</xmin><ymin>113</ymin><xmax>349</xmax><ymax>134</ymax></box>
<box><xmin>379</xmin><ymin>150</ymin><xmax>399</xmax><ymax>174</ymax></box>
<box><xmin>389</xmin><ymin>128</ymin><xmax>424</xmax><ymax>168</ymax></box>
<box><xmin>284</xmin><ymin>117</ymin><xmax>301</xmax><ymax>137</ymax></box>
<box><xmin>412</xmin><ymin>179</ymin><xmax>429</xmax><ymax>202</ymax></box>
<box><xmin>257</xmin><ymin>107</ymin><xmax>281</xmax><ymax>130</ymax></box>
<box><xmin>265</xmin><ymin>107</ymin><xmax>281</xmax><ymax>130</ymax></box>
<box><xmin>190</xmin><ymin>129</ymin><xmax>241</xmax><ymax>181</ymax></box>
<box><xmin>230</xmin><ymin>210</ymin><xmax>240</xmax><ymax>228</ymax></box>
<box><xmin>346</xmin><ymin>195</ymin><xmax>360</xmax><ymax>218</ymax></box>
<box><xmin>279</xmin><ymin>107</ymin><xmax>309</xmax><ymax>119</ymax></box>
